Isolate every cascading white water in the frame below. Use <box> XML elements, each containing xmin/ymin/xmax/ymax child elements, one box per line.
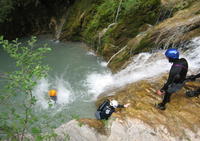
<box><xmin>86</xmin><ymin>37</ymin><xmax>200</xmax><ymax>99</ymax></box>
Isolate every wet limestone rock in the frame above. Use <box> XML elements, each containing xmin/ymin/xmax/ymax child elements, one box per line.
<box><xmin>54</xmin><ymin>119</ymin><xmax>107</xmax><ymax>141</ymax></box>
<box><xmin>95</xmin><ymin>77</ymin><xmax>200</xmax><ymax>141</ymax></box>
<box><xmin>54</xmin><ymin>77</ymin><xmax>200</xmax><ymax>141</ymax></box>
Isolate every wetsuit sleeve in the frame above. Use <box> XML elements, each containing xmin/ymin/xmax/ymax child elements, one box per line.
<box><xmin>117</xmin><ymin>104</ymin><xmax>125</xmax><ymax>108</ymax></box>
<box><xmin>195</xmin><ymin>73</ymin><xmax>200</xmax><ymax>79</ymax></box>
<box><xmin>161</xmin><ymin>65</ymin><xmax>181</xmax><ymax>92</ymax></box>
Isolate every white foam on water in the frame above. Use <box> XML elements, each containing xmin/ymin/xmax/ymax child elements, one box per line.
<box><xmin>86</xmin><ymin>72</ymin><xmax>113</xmax><ymax>96</ymax></box>
<box><xmin>100</xmin><ymin>61</ymin><xmax>108</xmax><ymax>67</ymax></box>
<box><xmin>86</xmin><ymin>51</ymin><xmax>96</xmax><ymax>56</ymax></box>
<box><xmin>32</xmin><ymin>76</ymin><xmax>74</xmax><ymax>110</ymax></box>
<box><xmin>55</xmin><ymin>77</ymin><xmax>74</xmax><ymax>105</ymax></box>
<box><xmin>32</xmin><ymin>78</ymin><xmax>50</xmax><ymax>109</ymax></box>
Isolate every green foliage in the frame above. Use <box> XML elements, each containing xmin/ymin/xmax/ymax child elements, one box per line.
<box><xmin>83</xmin><ymin>0</ymin><xmax>120</xmax><ymax>43</ymax></box>
<box><xmin>0</xmin><ymin>0</ymin><xmax>42</xmax><ymax>23</ymax></box>
<box><xmin>82</xmin><ymin>0</ymin><xmax>161</xmax><ymax>52</ymax></box>
<box><xmin>1</xmin><ymin>36</ymin><xmax>50</xmax><ymax>93</ymax></box>
<box><xmin>121</xmin><ymin>0</ymin><xmax>139</xmax><ymax>13</ymax></box>
<box><xmin>0</xmin><ymin>36</ymin><xmax>52</xmax><ymax>140</ymax></box>
<box><xmin>0</xmin><ymin>0</ymin><xmax>13</xmax><ymax>23</ymax></box>
<box><xmin>89</xmin><ymin>0</ymin><xmax>119</xmax><ymax>28</ymax></box>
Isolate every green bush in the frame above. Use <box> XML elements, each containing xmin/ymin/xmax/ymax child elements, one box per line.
<box><xmin>0</xmin><ymin>0</ymin><xmax>13</xmax><ymax>23</ymax></box>
<box><xmin>0</xmin><ymin>36</ymin><xmax>52</xmax><ymax>140</ymax></box>
<box><xmin>83</xmin><ymin>0</ymin><xmax>121</xmax><ymax>43</ymax></box>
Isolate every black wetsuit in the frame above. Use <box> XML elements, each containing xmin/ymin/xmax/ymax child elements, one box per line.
<box><xmin>95</xmin><ymin>100</ymin><xmax>124</xmax><ymax>120</ymax></box>
<box><xmin>50</xmin><ymin>96</ymin><xmax>57</xmax><ymax>103</ymax></box>
<box><xmin>195</xmin><ymin>73</ymin><xmax>200</xmax><ymax>79</ymax></box>
<box><xmin>160</xmin><ymin>58</ymin><xmax>188</xmax><ymax>105</ymax></box>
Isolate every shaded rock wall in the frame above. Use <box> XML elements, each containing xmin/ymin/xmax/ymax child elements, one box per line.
<box><xmin>0</xmin><ymin>0</ymin><xmax>75</xmax><ymax>40</ymax></box>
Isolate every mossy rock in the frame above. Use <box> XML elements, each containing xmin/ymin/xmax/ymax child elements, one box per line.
<box><xmin>61</xmin><ymin>0</ymin><xmax>99</xmax><ymax>41</ymax></box>
<box><xmin>102</xmin><ymin>0</ymin><xmax>161</xmax><ymax>47</ymax></box>
<box><xmin>108</xmin><ymin>47</ymin><xmax>131</xmax><ymax>73</ymax></box>
<box><xmin>100</xmin><ymin>43</ymin><xmax>119</xmax><ymax>61</ymax></box>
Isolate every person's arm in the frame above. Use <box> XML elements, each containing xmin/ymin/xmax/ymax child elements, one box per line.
<box><xmin>195</xmin><ymin>73</ymin><xmax>200</xmax><ymax>79</ymax></box>
<box><xmin>117</xmin><ymin>103</ymin><xmax>130</xmax><ymax>108</ymax></box>
<box><xmin>187</xmin><ymin>73</ymin><xmax>200</xmax><ymax>81</ymax></box>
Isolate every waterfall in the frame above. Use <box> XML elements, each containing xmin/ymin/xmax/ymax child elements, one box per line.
<box><xmin>86</xmin><ymin>36</ymin><xmax>200</xmax><ymax>99</ymax></box>
<box><xmin>49</xmin><ymin>12</ymin><xmax>68</xmax><ymax>41</ymax></box>
<box><xmin>55</xmin><ymin>17</ymin><xmax>66</xmax><ymax>41</ymax></box>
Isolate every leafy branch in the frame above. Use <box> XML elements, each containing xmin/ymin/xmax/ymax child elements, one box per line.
<box><xmin>0</xmin><ymin>36</ymin><xmax>51</xmax><ymax>140</ymax></box>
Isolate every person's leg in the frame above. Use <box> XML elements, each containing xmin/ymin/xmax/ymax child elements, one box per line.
<box><xmin>156</xmin><ymin>83</ymin><xmax>184</xmax><ymax>110</ymax></box>
<box><xmin>50</xmin><ymin>96</ymin><xmax>57</xmax><ymax>102</ymax></box>
<box><xmin>95</xmin><ymin>111</ymin><xmax>101</xmax><ymax>120</ymax></box>
<box><xmin>162</xmin><ymin>92</ymin><xmax>172</xmax><ymax>104</ymax></box>
<box><xmin>156</xmin><ymin>92</ymin><xmax>172</xmax><ymax>110</ymax></box>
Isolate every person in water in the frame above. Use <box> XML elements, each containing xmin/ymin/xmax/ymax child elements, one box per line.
<box><xmin>95</xmin><ymin>99</ymin><xmax>130</xmax><ymax>120</ymax></box>
<box><xmin>185</xmin><ymin>72</ymin><xmax>200</xmax><ymax>97</ymax></box>
<box><xmin>156</xmin><ymin>48</ymin><xmax>188</xmax><ymax>110</ymax></box>
<box><xmin>48</xmin><ymin>89</ymin><xmax>57</xmax><ymax>102</ymax></box>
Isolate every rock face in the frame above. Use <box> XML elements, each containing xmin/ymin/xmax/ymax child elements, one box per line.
<box><xmin>54</xmin><ymin>119</ymin><xmax>107</xmax><ymax>141</ymax></box>
<box><xmin>55</xmin><ymin>78</ymin><xmax>200</xmax><ymax>141</ymax></box>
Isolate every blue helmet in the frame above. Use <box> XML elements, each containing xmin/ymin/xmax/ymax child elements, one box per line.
<box><xmin>165</xmin><ymin>48</ymin><xmax>179</xmax><ymax>59</ymax></box>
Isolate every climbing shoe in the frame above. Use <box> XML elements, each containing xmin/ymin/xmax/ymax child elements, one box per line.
<box><xmin>155</xmin><ymin>103</ymin><xmax>166</xmax><ymax>110</ymax></box>
<box><xmin>186</xmin><ymin>91</ymin><xmax>200</xmax><ymax>97</ymax></box>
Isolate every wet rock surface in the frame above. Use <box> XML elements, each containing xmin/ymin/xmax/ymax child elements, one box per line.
<box><xmin>55</xmin><ymin>77</ymin><xmax>200</xmax><ymax>141</ymax></box>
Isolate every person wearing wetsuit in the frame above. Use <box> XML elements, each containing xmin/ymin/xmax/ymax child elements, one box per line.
<box><xmin>186</xmin><ymin>72</ymin><xmax>200</xmax><ymax>97</ymax></box>
<box><xmin>95</xmin><ymin>99</ymin><xmax>129</xmax><ymax>120</ymax></box>
<box><xmin>156</xmin><ymin>48</ymin><xmax>188</xmax><ymax>110</ymax></box>
<box><xmin>48</xmin><ymin>89</ymin><xmax>57</xmax><ymax>103</ymax></box>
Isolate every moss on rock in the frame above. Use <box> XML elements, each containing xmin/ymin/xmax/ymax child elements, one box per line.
<box><xmin>108</xmin><ymin>0</ymin><xmax>200</xmax><ymax>72</ymax></box>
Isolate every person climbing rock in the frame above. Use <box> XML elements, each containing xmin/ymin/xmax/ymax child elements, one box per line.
<box><xmin>95</xmin><ymin>99</ymin><xmax>130</xmax><ymax>120</ymax></box>
<box><xmin>156</xmin><ymin>48</ymin><xmax>188</xmax><ymax>110</ymax></box>
<box><xmin>48</xmin><ymin>89</ymin><xmax>57</xmax><ymax>102</ymax></box>
<box><xmin>185</xmin><ymin>72</ymin><xmax>200</xmax><ymax>97</ymax></box>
